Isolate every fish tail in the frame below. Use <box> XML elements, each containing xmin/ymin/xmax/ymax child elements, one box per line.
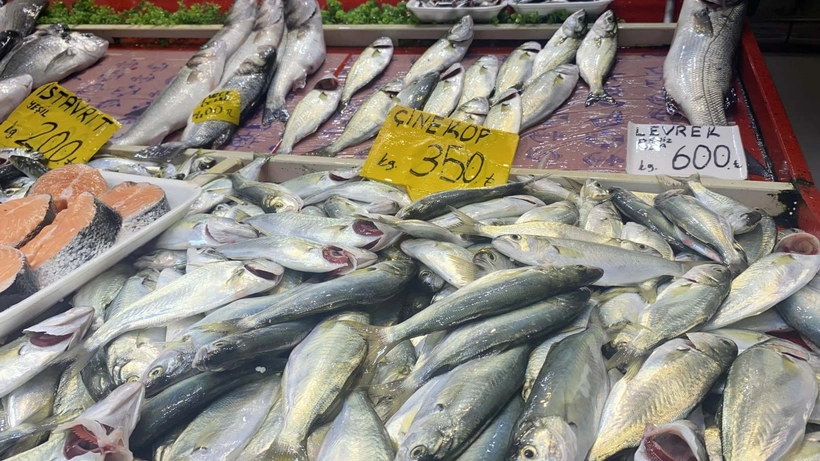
<box><xmin>741</xmin><ymin>209</ymin><xmax>763</xmax><ymax>229</ymax></box>
<box><xmin>448</xmin><ymin>207</ymin><xmax>483</xmax><ymax>236</ymax></box>
<box><xmin>262</xmin><ymin>108</ymin><xmax>289</xmax><ymax>126</ymax></box>
<box><xmin>266</xmin><ymin>438</ymin><xmax>309</xmax><ymax>461</ymax></box>
<box><xmin>304</xmin><ymin>144</ymin><xmax>338</xmax><ymax>158</ymax></box>
<box><xmin>585</xmin><ymin>90</ymin><xmax>615</xmax><ymax>107</ymax></box>
<box><xmin>133</xmin><ymin>142</ymin><xmax>188</xmax><ymax>161</ymax></box>
<box><xmin>607</xmin><ymin>325</ymin><xmax>656</xmax><ymax>370</ymax></box>
<box><xmin>655</xmin><ymin>174</ymin><xmax>686</xmax><ymax>191</ymax></box>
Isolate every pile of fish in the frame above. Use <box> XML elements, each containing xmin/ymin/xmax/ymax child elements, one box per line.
<box><xmin>416</xmin><ymin>0</ymin><xmax>502</xmax><ymax>8</ymax></box>
<box><xmin>0</xmin><ymin>0</ymin><xmax>109</xmax><ymax>122</ymax></box>
<box><xmin>663</xmin><ymin>0</ymin><xmax>747</xmax><ymax>125</ymax></box>
<box><xmin>0</xmin><ymin>153</ymin><xmax>170</xmax><ymax>310</ymax></box>
<box><xmin>2</xmin><ymin>157</ymin><xmax>820</xmax><ymax>461</ymax></box>
<box><xmin>116</xmin><ymin>1</ymin><xmax>618</xmax><ymax>161</ymax></box>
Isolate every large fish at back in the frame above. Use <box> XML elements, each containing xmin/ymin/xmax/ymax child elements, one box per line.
<box><xmin>663</xmin><ymin>0</ymin><xmax>747</xmax><ymax>126</ymax></box>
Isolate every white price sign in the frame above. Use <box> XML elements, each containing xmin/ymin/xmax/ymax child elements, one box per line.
<box><xmin>626</xmin><ymin>122</ymin><xmax>747</xmax><ymax>180</ymax></box>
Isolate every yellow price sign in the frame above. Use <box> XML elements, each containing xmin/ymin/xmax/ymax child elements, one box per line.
<box><xmin>192</xmin><ymin>90</ymin><xmax>241</xmax><ymax>125</ymax></box>
<box><xmin>0</xmin><ymin>83</ymin><xmax>121</xmax><ymax>169</ymax></box>
<box><xmin>362</xmin><ymin>106</ymin><xmax>519</xmax><ymax>200</ymax></box>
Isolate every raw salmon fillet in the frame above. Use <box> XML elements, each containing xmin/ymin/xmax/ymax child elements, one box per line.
<box><xmin>29</xmin><ymin>164</ymin><xmax>109</xmax><ymax>211</ymax></box>
<box><xmin>101</xmin><ymin>181</ymin><xmax>170</xmax><ymax>235</ymax></box>
<box><xmin>21</xmin><ymin>192</ymin><xmax>122</xmax><ymax>286</ymax></box>
<box><xmin>0</xmin><ymin>246</ymin><xmax>39</xmax><ymax>310</ymax></box>
<box><xmin>0</xmin><ymin>195</ymin><xmax>56</xmax><ymax>248</ymax></box>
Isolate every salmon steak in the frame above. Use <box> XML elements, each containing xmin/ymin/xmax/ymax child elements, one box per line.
<box><xmin>0</xmin><ymin>246</ymin><xmax>39</xmax><ymax>310</ymax></box>
<box><xmin>0</xmin><ymin>195</ymin><xmax>56</xmax><ymax>248</ymax></box>
<box><xmin>29</xmin><ymin>164</ymin><xmax>109</xmax><ymax>212</ymax></box>
<box><xmin>21</xmin><ymin>192</ymin><xmax>122</xmax><ymax>286</ymax></box>
<box><xmin>101</xmin><ymin>181</ymin><xmax>170</xmax><ymax>235</ymax></box>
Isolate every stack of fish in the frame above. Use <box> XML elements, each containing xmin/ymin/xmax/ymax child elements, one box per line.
<box><xmin>2</xmin><ymin>157</ymin><xmax>820</xmax><ymax>461</ymax></box>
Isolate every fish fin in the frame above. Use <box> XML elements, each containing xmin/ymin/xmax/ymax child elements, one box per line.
<box><xmin>607</xmin><ymin>324</ymin><xmax>656</xmax><ymax>370</ymax></box>
<box><xmin>637</xmin><ymin>278</ymin><xmax>664</xmax><ymax>303</ymax></box>
<box><xmin>447</xmin><ymin>207</ymin><xmax>484</xmax><ymax>235</ymax></box>
<box><xmin>621</xmin><ymin>350</ymin><xmax>648</xmax><ymax>380</ymax></box>
<box><xmin>339</xmin><ymin>320</ymin><xmax>397</xmax><ymax>371</ymax></box>
<box><xmin>585</xmin><ymin>91</ymin><xmax>615</xmax><ymax>107</ymax></box>
<box><xmin>692</xmin><ymin>8</ymin><xmax>714</xmax><ymax>36</ymax></box>
<box><xmin>656</xmin><ymin>175</ymin><xmax>685</xmax><ymax>192</ymax></box>
<box><xmin>563</xmin><ymin>177</ymin><xmax>585</xmax><ymax>193</ymax></box>
<box><xmin>133</xmin><ymin>142</ymin><xmax>188</xmax><ymax>161</ymax></box>
<box><xmin>552</xmin><ymin>245</ymin><xmax>583</xmax><ymax>258</ymax></box>
<box><xmin>263</xmin><ymin>108</ymin><xmax>290</xmax><ymax>126</ymax></box>
<box><xmin>442</xmin><ymin>253</ymin><xmax>478</xmax><ymax>284</ymax></box>
<box><xmin>44</xmin><ymin>48</ymin><xmax>77</xmax><ymax>74</ymax></box>
<box><xmin>266</xmin><ymin>439</ymin><xmax>309</xmax><ymax>461</ymax></box>
<box><xmin>303</xmin><ymin>145</ymin><xmax>337</xmax><ymax>157</ymax></box>
<box><xmin>664</xmin><ymin>88</ymin><xmax>681</xmax><ymax>116</ymax></box>
<box><xmin>740</xmin><ymin>210</ymin><xmax>763</xmax><ymax>231</ymax></box>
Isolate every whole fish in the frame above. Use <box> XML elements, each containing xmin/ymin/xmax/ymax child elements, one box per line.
<box><xmin>279</xmin><ymin>166</ymin><xmax>360</xmax><ymax>198</ymax></box>
<box><xmin>153</xmin><ymin>214</ymin><xmax>258</xmax><ymax>250</ymax></box>
<box><xmin>663</xmin><ymin>0</ymin><xmax>747</xmax><ymax>125</ymax></box>
<box><xmin>511</xmin><ymin>325</ymin><xmax>609</xmax><ymax>461</ymax></box>
<box><xmin>277</xmin><ymin>75</ymin><xmax>342</xmax><ymax>154</ymax></box>
<box><xmin>527</xmin><ymin>9</ymin><xmax>587</xmax><ymax>86</ymax></box>
<box><xmin>521</xmin><ymin>63</ymin><xmax>579</xmax><ymax>130</ymax></box>
<box><xmin>584</xmin><ymin>200</ymin><xmax>623</xmax><ymax>238</ymax></box>
<box><xmin>703</xmin><ymin>253</ymin><xmax>820</xmax><ymax>330</ymax></box>
<box><xmin>362</xmin><ymin>214</ymin><xmax>470</xmax><ymax>246</ymax></box>
<box><xmin>778</xmin><ymin>275</ymin><xmax>820</xmax><ymax>346</ymax></box>
<box><xmin>395</xmin><ymin>347</ymin><xmax>527</xmax><ymax>461</ymax></box>
<box><xmin>587</xmin><ymin>333</ymin><xmax>737</xmax><ymax>461</ymax></box>
<box><xmin>112</xmin><ymin>41</ymin><xmax>227</xmax><ymax>146</ymax></box>
<box><xmin>340</xmin><ymin>36</ymin><xmax>394</xmax><ymax>108</ymax></box>
<box><xmin>455</xmin><ymin>395</ymin><xmax>523</xmax><ymax>461</ymax></box>
<box><xmin>484</xmin><ymin>89</ymin><xmax>522</xmax><ymax>133</ymax></box>
<box><xmin>431</xmin><ymin>195</ymin><xmax>544</xmax><ymax>229</ymax></box>
<box><xmin>315</xmin><ymin>391</ymin><xmax>395</xmax><ymax>461</ymax></box>
<box><xmin>610</xmin><ymin>264</ymin><xmax>731</xmax><ymax>366</ymax></box>
<box><xmin>228</xmin><ymin>173</ymin><xmax>304</xmax><ymax>213</ymax></box>
<box><xmin>246</xmin><ymin>212</ymin><xmax>401</xmax><ymax>250</ymax></box>
<box><xmin>165</xmin><ymin>377</ymin><xmax>280</xmax><ymax>460</ymax></box>
<box><xmin>262</xmin><ymin>3</ymin><xmax>326</xmax><ymax>124</ymax></box>
<box><xmin>396</xmin><ymin>179</ymin><xmax>533</xmax><ymax>220</ymax></box>
<box><xmin>655</xmin><ymin>189</ymin><xmax>747</xmax><ymax>273</ymax></box>
<box><xmin>397</xmin><ymin>71</ymin><xmax>440</xmax><ymax>109</ymax></box>
<box><xmin>403</xmin><ymin>15</ymin><xmax>473</xmax><ymax>85</ymax></box>
<box><xmin>0</xmin><ymin>74</ymin><xmax>32</xmax><ymax>122</ymax></box>
<box><xmin>516</xmin><ymin>200</ymin><xmax>579</xmax><ymax>225</ymax></box>
<box><xmin>493</xmin><ymin>234</ymin><xmax>691</xmax><ymax>286</ymax></box>
<box><xmin>665</xmin><ymin>173</ymin><xmax>762</xmax><ymax>234</ymax></box>
<box><xmin>0</xmin><ymin>27</ymin><xmax>108</xmax><ymax>88</ymax></box>
<box><xmin>495</xmin><ymin>41</ymin><xmax>541</xmax><ymax>95</ymax></box>
<box><xmin>621</xmin><ymin>221</ymin><xmax>674</xmax><ymax>260</ymax></box>
<box><xmin>217</xmin><ymin>234</ymin><xmax>376</xmax><ymax>274</ymax></box>
<box><xmin>220</xmin><ymin>0</ymin><xmax>284</xmax><ymax>84</ymax></box>
<box><xmin>135</xmin><ymin>47</ymin><xmax>278</xmax><ymax>161</ymax></box>
<box><xmin>0</xmin><ymin>0</ymin><xmax>46</xmax><ymax>36</ymax></box>
<box><xmin>721</xmin><ymin>340</ymin><xmax>817</xmax><ymax>461</ymax></box>
<box><xmin>450</xmin><ymin>96</ymin><xmax>489</xmax><ymax>125</ymax></box>
<box><xmin>71</xmin><ymin>264</ymin><xmax>132</xmax><ymax>331</ymax></box>
<box><xmin>267</xmin><ymin>312</ymin><xmax>369</xmax><ymax>461</ymax></box>
<box><xmin>521</xmin><ymin>324</ymin><xmax>586</xmax><ymax>401</ymax></box>
<box><xmin>422</xmin><ymin>63</ymin><xmax>464</xmax><ymax>117</ymax></box>
<box><xmin>0</xmin><ymin>307</ymin><xmax>92</xmax><ymax>398</ymax></box>
<box><xmin>303</xmin><ymin>180</ymin><xmax>411</xmax><ymax>208</ymax></box>
<box><xmin>576</xmin><ymin>10</ymin><xmax>618</xmax><ymax>106</ymax></box>
<box><xmin>357</xmin><ymin>265</ymin><xmax>602</xmax><ymax>365</ymax></box>
<box><xmin>308</xmin><ymin>84</ymin><xmax>399</xmax><ymax>157</ymax></box>
<box><xmin>610</xmin><ymin>186</ymin><xmax>698</xmax><ymax>255</ymax></box>
<box><xmin>457</xmin><ymin>55</ymin><xmax>498</xmax><ymax>108</ymax></box>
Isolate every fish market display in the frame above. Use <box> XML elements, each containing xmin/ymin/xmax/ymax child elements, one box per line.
<box><xmin>277</xmin><ymin>75</ymin><xmax>343</xmax><ymax>154</ymax></box>
<box><xmin>2</xmin><ymin>165</ymin><xmax>820</xmax><ymax>461</ymax></box>
<box><xmin>577</xmin><ymin>10</ymin><xmax>618</xmax><ymax>106</ymax></box>
<box><xmin>520</xmin><ymin>63</ymin><xmax>579</xmax><ymax>131</ymax></box>
<box><xmin>664</xmin><ymin>0</ymin><xmax>747</xmax><ymax>125</ymax></box>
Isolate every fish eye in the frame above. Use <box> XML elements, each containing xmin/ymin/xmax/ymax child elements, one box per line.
<box><xmin>510</xmin><ymin>234</ymin><xmax>522</xmax><ymax>241</ymax></box>
<box><xmin>410</xmin><ymin>445</ymin><xmax>427</xmax><ymax>459</ymax></box>
<box><xmin>520</xmin><ymin>446</ymin><xmax>538</xmax><ymax>459</ymax></box>
<box><xmin>213</xmin><ymin>341</ymin><xmax>227</xmax><ymax>348</ymax></box>
<box><xmin>149</xmin><ymin>366</ymin><xmax>164</xmax><ymax>379</ymax></box>
<box><xmin>488</xmin><ymin>253</ymin><xmax>497</xmax><ymax>261</ymax></box>
<box><xmin>126</xmin><ymin>375</ymin><xmax>139</xmax><ymax>383</ymax></box>
<box><xmin>637</xmin><ymin>244</ymin><xmax>648</xmax><ymax>249</ymax></box>
<box><xmin>274</xmin><ymin>201</ymin><xmax>284</xmax><ymax>210</ymax></box>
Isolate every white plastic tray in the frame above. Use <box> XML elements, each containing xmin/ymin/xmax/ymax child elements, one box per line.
<box><xmin>408</xmin><ymin>1</ymin><xmax>508</xmax><ymax>23</ymax></box>
<box><xmin>0</xmin><ymin>171</ymin><xmax>201</xmax><ymax>338</ymax></box>
<box><xmin>508</xmin><ymin>0</ymin><xmax>613</xmax><ymax>17</ymax></box>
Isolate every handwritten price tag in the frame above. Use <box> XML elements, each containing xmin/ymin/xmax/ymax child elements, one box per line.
<box><xmin>192</xmin><ymin>90</ymin><xmax>241</xmax><ymax>125</ymax></box>
<box><xmin>362</xmin><ymin>106</ymin><xmax>519</xmax><ymax>200</ymax></box>
<box><xmin>0</xmin><ymin>83</ymin><xmax>121</xmax><ymax>169</ymax></box>
<box><xmin>626</xmin><ymin>122</ymin><xmax>747</xmax><ymax>180</ymax></box>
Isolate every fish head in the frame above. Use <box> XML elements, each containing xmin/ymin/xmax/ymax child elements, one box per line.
<box><xmin>381</xmin><ymin>78</ymin><xmax>405</xmax><ymax>95</ymax></box>
<box><xmin>23</xmin><ymin>306</ymin><xmax>94</xmax><ymax>351</ymax></box>
<box><xmin>591</xmin><ymin>10</ymin><xmax>618</xmax><ymax>37</ymax></box>
<box><xmin>70</xmin><ymin>32</ymin><xmax>110</xmax><ymax>61</ymax></box>
<box><xmin>652</xmin><ymin>188</ymin><xmax>686</xmax><ymax>207</ymax></box>
<box><xmin>475</xmin><ymin>54</ymin><xmax>499</xmax><ymax>69</ymax></box>
<box><xmin>447</xmin><ymin>15</ymin><xmax>474</xmax><ymax>43</ymax></box>
<box><xmin>418</xmin><ymin>266</ymin><xmax>445</xmax><ymax>292</ymax></box>
<box><xmin>202</xmin><ymin>217</ymin><xmax>258</xmax><ymax>245</ymax></box>
<box><xmin>683</xmin><ymin>263</ymin><xmax>732</xmax><ymax>287</ymax></box>
<box><xmin>580</xmin><ymin>179</ymin><xmax>609</xmax><ymax>202</ymax></box>
<box><xmin>685</xmin><ymin>332</ymin><xmax>738</xmax><ymax>369</ymax></box>
<box><xmin>398</xmin><ymin>72</ymin><xmax>440</xmax><ymax>108</ymax></box>
<box><xmin>459</xmin><ymin>97</ymin><xmax>490</xmax><ymax>116</ymax></box>
<box><xmin>57</xmin><ymin>382</ymin><xmax>145</xmax><ymax>461</ymax></box>
<box><xmin>313</xmin><ymin>74</ymin><xmax>340</xmax><ymax>92</ymax></box>
<box><xmin>266</xmin><ymin>192</ymin><xmax>303</xmax><ymax>214</ymax></box>
<box><xmin>492</xmin><ymin>234</ymin><xmax>550</xmax><ymax>259</ymax></box>
<box><xmin>0</xmin><ymin>74</ymin><xmax>33</xmax><ymax>97</ymax></box>
<box><xmin>372</xmin><ymin>36</ymin><xmax>395</xmax><ymax>50</ymax></box>
<box><xmin>285</xmin><ymin>0</ymin><xmax>319</xmax><ymax>28</ymax></box>
<box><xmin>473</xmin><ymin>247</ymin><xmax>513</xmax><ymax>274</ymax></box>
<box><xmin>554</xmin><ymin>64</ymin><xmax>580</xmax><ymax>82</ymax></box>
<box><xmin>142</xmin><ymin>341</ymin><xmax>195</xmax><ymax>396</ymax></box>
<box><xmin>635</xmin><ymin>420</ymin><xmax>708</xmax><ymax>461</ymax></box>
<box><xmin>519</xmin><ymin>41</ymin><xmax>542</xmax><ymax>54</ymax></box>
<box><xmin>562</xmin><ymin>9</ymin><xmax>588</xmax><ymax>37</ymax></box>
<box><xmin>618</xmin><ymin>239</ymin><xmax>663</xmax><ymax>257</ymax></box>
<box><xmin>398</xmin><ymin>413</ymin><xmax>455</xmax><ymax>460</ymax></box>
<box><xmin>510</xmin><ymin>416</ymin><xmax>579</xmax><ymax>461</ymax></box>
<box><xmin>774</xmin><ymin>232</ymin><xmax>820</xmax><ymax>255</ymax></box>
<box><xmin>324</xmin><ymin>244</ymin><xmax>378</xmax><ymax>275</ymax></box>
<box><xmin>193</xmin><ymin>339</ymin><xmax>239</xmax><ymax>371</ymax></box>
<box><xmin>238</xmin><ymin>259</ymin><xmax>286</xmax><ymax>290</ymax></box>
<box><xmin>441</xmin><ymin>63</ymin><xmax>464</xmax><ymax>81</ymax></box>
<box><xmin>351</xmin><ymin>219</ymin><xmax>402</xmax><ymax>251</ymax></box>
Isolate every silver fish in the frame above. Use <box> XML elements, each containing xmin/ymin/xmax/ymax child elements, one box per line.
<box><xmin>584</xmin><ymin>200</ymin><xmax>623</xmax><ymax>238</ymax></box>
<box><xmin>527</xmin><ymin>9</ymin><xmax>587</xmax><ymax>86</ymax></box>
<box><xmin>455</xmin><ymin>395</ymin><xmax>523</xmax><ymax>461</ymax></box>
<box><xmin>2</xmin><ymin>366</ymin><xmax>59</xmax><ymax>430</ymax></box>
<box><xmin>737</xmin><ymin>209</ymin><xmax>777</xmax><ymax>264</ymax></box>
<box><xmin>340</xmin><ymin>36</ymin><xmax>394</xmax><ymax>108</ymax></box>
<box><xmin>422</xmin><ymin>63</ymin><xmax>464</xmax><ymax>117</ymax></box>
<box><xmin>71</xmin><ymin>263</ymin><xmax>132</xmax><ymax>332</ymax></box>
<box><xmin>663</xmin><ymin>0</ymin><xmax>746</xmax><ymax>125</ymax></box>
<box><xmin>576</xmin><ymin>10</ymin><xmax>618</xmax><ymax>106</ymax></box>
<box><xmin>246</xmin><ymin>212</ymin><xmax>401</xmax><ymax>250</ymax></box>
<box><xmin>621</xmin><ymin>221</ymin><xmax>674</xmax><ymax>260</ymax></box>
<box><xmin>521</xmin><ymin>64</ymin><xmax>579</xmax><ymax>131</ymax></box>
<box><xmin>0</xmin><ymin>74</ymin><xmax>32</xmax><ymax>122</ymax></box>
<box><xmin>484</xmin><ymin>89</ymin><xmax>522</xmax><ymax>133</ymax></box>
<box><xmin>154</xmin><ymin>214</ymin><xmax>258</xmax><ymax>250</ymax></box>
<box><xmin>187</xmin><ymin>177</ymin><xmax>234</xmax><ymax>215</ymax></box>
<box><xmin>521</xmin><ymin>324</ymin><xmax>586</xmax><ymax>401</ymax></box>
<box><xmin>105</xmin><ymin>327</ymin><xmax>165</xmax><ymax>386</ymax></box>
<box><xmin>212</xmin><ymin>202</ymin><xmax>266</xmax><ymax>221</ymax></box>
<box><xmin>721</xmin><ymin>340</ymin><xmax>817</xmax><ymax>461</ymax></box>
<box><xmin>220</xmin><ymin>0</ymin><xmax>284</xmax><ymax>84</ymax></box>
<box><xmin>457</xmin><ymin>55</ymin><xmax>498</xmax><ymax>108</ymax></box>
<box><xmin>207</xmin><ymin>0</ymin><xmax>257</xmax><ymax>63</ymax></box>
<box><xmin>0</xmin><ymin>0</ymin><xmax>46</xmax><ymax>36</ymax></box>
<box><xmin>431</xmin><ymin>195</ymin><xmax>544</xmax><ymax>229</ymax></box>
<box><xmin>279</xmin><ymin>167</ymin><xmax>361</xmax><ymax>199</ymax></box>
<box><xmin>516</xmin><ymin>201</ymin><xmax>580</xmax><ymax>225</ymax></box>
<box><xmin>316</xmin><ymin>391</ymin><xmax>395</xmax><ymax>461</ymax></box>
<box><xmin>397</xmin><ymin>71</ymin><xmax>440</xmax><ymax>109</ymax></box>
<box><xmin>400</xmin><ymin>239</ymin><xmax>477</xmax><ymax>287</ymax></box>
<box><xmin>450</xmin><ymin>96</ymin><xmax>489</xmax><ymax>125</ymax></box>
<box><xmin>263</xmin><ymin>3</ymin><xmax>326</xmax><ymax>124</ymax></box>
<box><xmin>228</xmin><ymin>173</ymin><xmax>304</xmax><ymax>213</ymax></box>
<box><xmin>779</xmin><ymin>274</ymin><xmax>820</xmax><ymax>346</ymax></box>
<box><xmin>495</xmin><ymin>41</ymin><xmax>541</xmax><ymax>96</ymax></box>
<box><xmin>113</xmin><ymin>41</ymin><xmax>227</xmax><ymax>146</ymax></box>
<box><xmin>403</xmin><ymin>15</ymin><xmax>473</xmax><ymax>85</ymax></box>
<box><xmin>303</xmin><ymin>180</ymin><xmax>411</xmax><ymax>208</ymax></box>
<box><xmin>667</xmin><ymin>174</ymin><xmax>763</xmax><ymax>234</ymax></box>
<box><xmin>277</xmin><ymin>75</ymin><xmax>342</xmax><ymax>154</ymax></box>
